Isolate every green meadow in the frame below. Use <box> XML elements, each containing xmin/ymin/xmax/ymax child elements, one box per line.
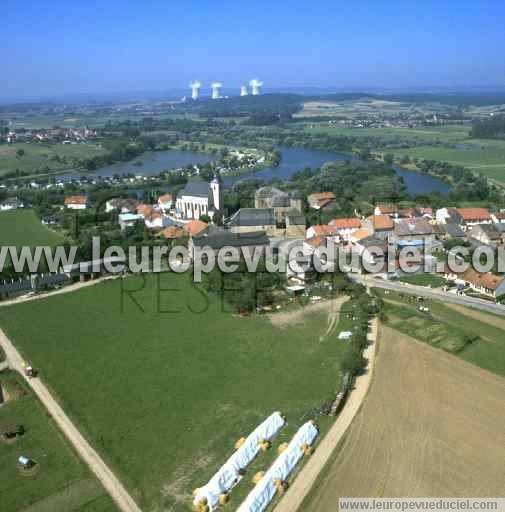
<box><xmin>0</xmin><ymin>209</ymin><xmax>64</xmax><ymax>249</ymax></box>
<box><xmin>0</xmin><ymin>142</ymin><xmax>106</xmax><ymax>176</ymax></box>
<box><xmin>374</xmin><ymin>289</ymin><xmax>505</xmax><ymax>376</ymax></box>
<box><xmin>0</xmin><ymin>273</ymin><xmax>350</xmax><ymax>510</ymax></box>
<box><xmin>0</xmin><ymin>371</ymin><xmax>117</xmax><ymax>512</ymax></box>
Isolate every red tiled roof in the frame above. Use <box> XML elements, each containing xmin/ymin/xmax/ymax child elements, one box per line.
<box><xmin>304</xmin><ymin>235</ymin><xmax>327</xmax><ymax>248</ymax></box>
<box><xmin>64</xmin><ymin>195</ymin><xmax>87</xmax><ymax>205</ymax></box>
<box><xmin>456</xmin><ymin>208</ymin><xmax>491</xmax><ymax>221</ymax></box>
<box><xmin>444</xmin><ymin>266</ymin><xmax>504</xmax><ymax>290</ymax></box>
<box><xmin>367</xmin><ymin>215</ymin><xmax>394</xmax><ymax>230</ymax></box>
<box><xmin>351</xmin><ymin>228</ymin><xmax>373</xmax><ymax>241</ymax></box>
<box><xmin>329</xmin><ymin>218</ymin><xmax>361</xmax><ymax>230</ymax></box>
<box><xmin>376</xmin><ymin>204</ymin><xmax>397</xmax><ymax>215</ymax></box>
<box><xmin>158</xmin><ymin>226</ymin><xmax>185</xmax><ymax>239</ymax></box>
<box><xmin>309</xmin><ymin>224</ymin><xmax>336</xmax><ymax>236</ymax></box>
<box><xmin>183</xmin><ymin>220</ymin><xmax>208</xmax><ymax>236</ymax></box>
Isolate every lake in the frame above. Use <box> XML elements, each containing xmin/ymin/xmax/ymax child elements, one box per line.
<box><xmin>92</xmin><ymin>150</ymin><xmax>213</xmax><ymax>178</ymax></box>
<box><xmin>77</xmin><ymin>146</ymin><xmax>450</xmax><ymax>196</ymax></box>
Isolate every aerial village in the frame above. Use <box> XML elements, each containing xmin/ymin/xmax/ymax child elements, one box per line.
<box><xmin>2</xmin><ymin>172</ymin><xmax>505</xmax><ymax>302</ymax></box>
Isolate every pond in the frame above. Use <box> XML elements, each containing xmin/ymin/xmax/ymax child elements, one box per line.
<box><xmin>67</xmin><ymin>146</ymin><xmax>450</xmax><ymax>196</ymax></box>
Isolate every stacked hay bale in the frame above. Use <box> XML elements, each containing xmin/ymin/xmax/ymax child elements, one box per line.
<box><xmin>252</xmin><ymin>471</ymin><xmax>264</xmax><ymax>484</ymax></box>
<box><xmin>193</xmin><ymin>496</ymin><xmax>209</xmax><ymax>512</ymax></box>
<box><xmin>274</xmin><ymin>478</ymin><xmax>289</xmax><ymax>495</ymax></box>
<box><xmin>234</xmin><ymin>437</ymin><xmax>246</xmax><ymax>449</ymax></box>
<box><xmin>258</xmin><ymin>438</ymin><xmax>271</xmax><ymax>452</ymax></box>
<box><xmin>301</xmin><ymin>442</ymin><xmax>314</xmax><ymax>456</ymax></box>
<box><xmin>218</xmin><ymin>493</ymin><xmax>229</xmax><ymax>505</ymax></box>
<box><xmin>277</xmin><ymin>442</ymin><xmax>289</xmax><ymax>454</ymax></box>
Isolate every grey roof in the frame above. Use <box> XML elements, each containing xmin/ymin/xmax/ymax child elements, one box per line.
<box><xmin>357</xmin><ymin>235</ymin><xmax>388</xmax><ymax>250</ymax></box>
<box><xmin>193</xmin><ymin>228</ymin><xmax>270</xmax><ymax>250</ymax></box>
<box><xmin>286</xmin><ymin>214</ymin><xmax>306</xmax><ymax>226</ymax></box>
<box><xmin>255</xmin><ymin>186</ymin><xmax>285</xmax><ymax>198</ymax></box>
<box><xmin>443</xmin><ymin>222</ymin><xmax>465</xmax><ymax>238</ymax></box>
<box><xmin>227</xmin><ymin>208</ymin><xmax>275</xmax><ymax>227</ymax></box>
<box><xmin>394</xmin><ymin>218</ymin><xmax>433</xmax><ymax>236</ymax></box>
<box><xmin>471</xmin><ymin>223</ymin><xmax>502</xmax><ymax>239</ymax></box>
<box><xmin>179</xmin><ymin>180</ymin><xmax>210</xmax><ymax>198</ymax></box>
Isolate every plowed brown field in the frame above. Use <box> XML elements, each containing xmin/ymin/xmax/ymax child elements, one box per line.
<box><xmin>304</xmin><ymin>326</ymin><xmax>505</xmax><ymax>511</ymax></box>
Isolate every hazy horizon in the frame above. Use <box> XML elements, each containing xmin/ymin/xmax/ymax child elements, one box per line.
<box><xmin>2</xmin><ymin>0</ymin><xmax>505</xmax><ymax>100</ymax></box>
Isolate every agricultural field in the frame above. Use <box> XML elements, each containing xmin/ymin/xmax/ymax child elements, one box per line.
<box><xmin>296</xmin><ymin>99</ymin><xmax>448</xmax><ymax>119</ymax></box>
<box><xmin>302</xmin><ymin>325</ymin><xmax>505</xmax><ymax>511</ymax></box>
<box><xmin>0</xmin><ymin>273</ymin><xmax>353</xmax><ymax>511</ymax></box>
<box><xmin>303</xmin><ymin>122</ymin><xmax>505</xmax><ymax>183</ymax></box>
<box><xmin>0</xmin><ymin>142</ymin><xmax>107</xmax><ymax>176</ymax></box>
<box><xmin>0</xmin><ymin>209</ymin><xmax>64</xmax><ymax>250</ymax></box>
<box><xmin>0</xmin><ymin>370</ymin><xmax>117</xmax><ymax>512</ymax></box>
<box><xmin>392</xmin><ymin>140</ymin><xmax>505</xmax><ymax>182</ymax></box>
<box><xmin>304</xmin><ymin>123</ymin><xmax>470</xmax><ymax>143</ymax></box>
<box><xmin>374</xmin><ymin>289</ymin><xmax>505</xmax><ymax>376</ymax></box>
<box><xmin>397</xmin><ymin>274</ymin><xmax>446</xmax><ymax>288</ymax></box>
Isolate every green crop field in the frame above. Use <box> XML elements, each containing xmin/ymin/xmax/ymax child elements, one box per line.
<box><xmin>0</xmin><ymin>371</ymin><xmax>117</xmax><ymax>512</ymax></box>
<box><xmin>303</xmin><ymin>122</ymin><xmax>505</xmax><ymax>182</ymax></box>
<box><xmin>0</xmin><ymin>142</ymin><xmax>106</xmax><ymax>176</ymax></box>
<box><xmin>0</xmin><ymin>273</ymin><xmax>351</xmax><ymax>511</ymax></box>
<box><xmin>374</xmin><ymin>289</ymin><xmax>505</xmax><ymax>376</ymax></box>
<box><xmin>391</xmin><ymin>140</ymin><xmax>505</xmax><ymax>182</ymax></box>
<box><xmin>398</xmin><ymin>274</ymin><xmax>446</xmax><ymax>288</ymax></box>
<box><xmin>304</xmin><ymin>123</ymin><xmax>471</xmax><ymax>143</ymax></box>
<box><xmin>0</xmin><ymin>209</ymin><xmax>64</xmax><ymax>249</ymax></box>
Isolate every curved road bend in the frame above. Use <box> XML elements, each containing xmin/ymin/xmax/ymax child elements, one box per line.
<box><xmin>274</xmin><ymin>317</ymin><xmax>379</xmax><ymax>512</ymax></box>
<box><xmin>0</xmin><ymin>328</ymin><xmax>142</xmax><ymax>512</ymax></box>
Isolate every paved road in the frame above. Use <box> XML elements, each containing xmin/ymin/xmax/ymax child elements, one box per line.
<box><xmin>0</xmin><ymin>328</ymin><xmax>142</xmax><ymax>512</ymax></box>
<box><xmin>274</xmin><ymin>318</ymin><xmax>379</xmax><ymax>512</ymax></box>
<box><xmin>353</xmin><ymin>276</ymin><xmax>505</xmax><ymax>316</ymax></box>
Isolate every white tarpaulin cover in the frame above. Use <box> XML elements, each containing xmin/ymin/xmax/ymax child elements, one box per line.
<box><xmin>193</xmin><ymin>411</ymin><xmax>285</xmax><ymax>510</ymax></box>
<box><xmin>237</xmin><ymin>421</ymin><xmax>319</xmax><ymax>512</ymax></box>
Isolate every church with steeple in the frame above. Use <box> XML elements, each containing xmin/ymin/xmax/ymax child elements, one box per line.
<box><xmin>175</xmin><ymin>173</ymin><xmax>223</xmax><ymax>221</ymax></box>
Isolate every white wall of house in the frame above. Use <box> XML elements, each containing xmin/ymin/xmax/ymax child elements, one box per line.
<box><xmin>176</xmin><ymin>196</ymin><xmax>208</xmax><ymax>220</ymax></box>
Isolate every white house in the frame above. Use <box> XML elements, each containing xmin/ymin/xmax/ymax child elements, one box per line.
<box><xmin>0</xmin><ymin>198</ymin><xmax>23</xmax><ymax>211</ymax></box>
<box><xmin>175</xmin><ymin>174</ymin><xmax>222</xmax><ymax>221</ymax></box>
<box><xmin>144</xmin><ymin>211</ymin><xmax>171</xmax><ymax>230</ymax></box>
<box><xmin>328</xmin><ymin>218</ymin><xmax>362</xmax><ymax>242</ymax></box>
<box><xmin>118</xmin><ymin>213</ymin><xmax>144</xmax><ymax>230</ymax></box>
<box><xmin>158</xmin><ymin>193</ymin><xmax>173</xmax><ymax>214</ymax></box>
<box><xmin>64</xmin><ymin>195</ymin><xmax>88</xmax><ymax>210</ymax></box>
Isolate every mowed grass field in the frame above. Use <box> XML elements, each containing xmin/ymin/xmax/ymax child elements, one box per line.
<box><xmin>0</xmin><ymin>142</ymin><xmax>106</xmax><ymax>176</ymax></box>
<box><xmin>0</xmin><ymin>371</ymin><xmax>117</xmax><ymax>512</ymax></box>
<box><xmin>0</xmin><ymin>273</ymin><xmax>350</xmax><ymax>510</ymax></box>
<box><xmin>0</xmin><ymin>209</ymin><xmax>64</xmax><ymax>249</ymax></box>
<box><xmin>374</xmin><ymin>289</ymin><xmax>505</xmax><ymax>376</ymax></box>
<box><xmin>302</xmin><ymin>325</ymin><xmax>505</xmax><ymax>510</ymax></box>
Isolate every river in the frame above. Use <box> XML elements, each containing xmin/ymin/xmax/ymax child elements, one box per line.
<box><xmin>67</xmin><ymin>146</ymin><xmax>450</xmax><ymax>196</ymax></box>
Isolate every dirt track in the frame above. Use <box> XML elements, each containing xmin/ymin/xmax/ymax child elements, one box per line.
<box><xmin>268</xmin><ymin>296</ymin><xmax>348</xmax><ymax>328</ymax></box>
<box><xmin>274</xmin><ymin>318</ymin><xmax>378</xmax><ymax>512</ymax></box>
<box><xmin>0</xmin><ymin>328</ymin><xmax>142</xmax><ymax>512</ymax></box>
<box><xmin>303</xmin><ymin>326</ymin><xmax>505</xmax><ymax>511</ymax></box>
